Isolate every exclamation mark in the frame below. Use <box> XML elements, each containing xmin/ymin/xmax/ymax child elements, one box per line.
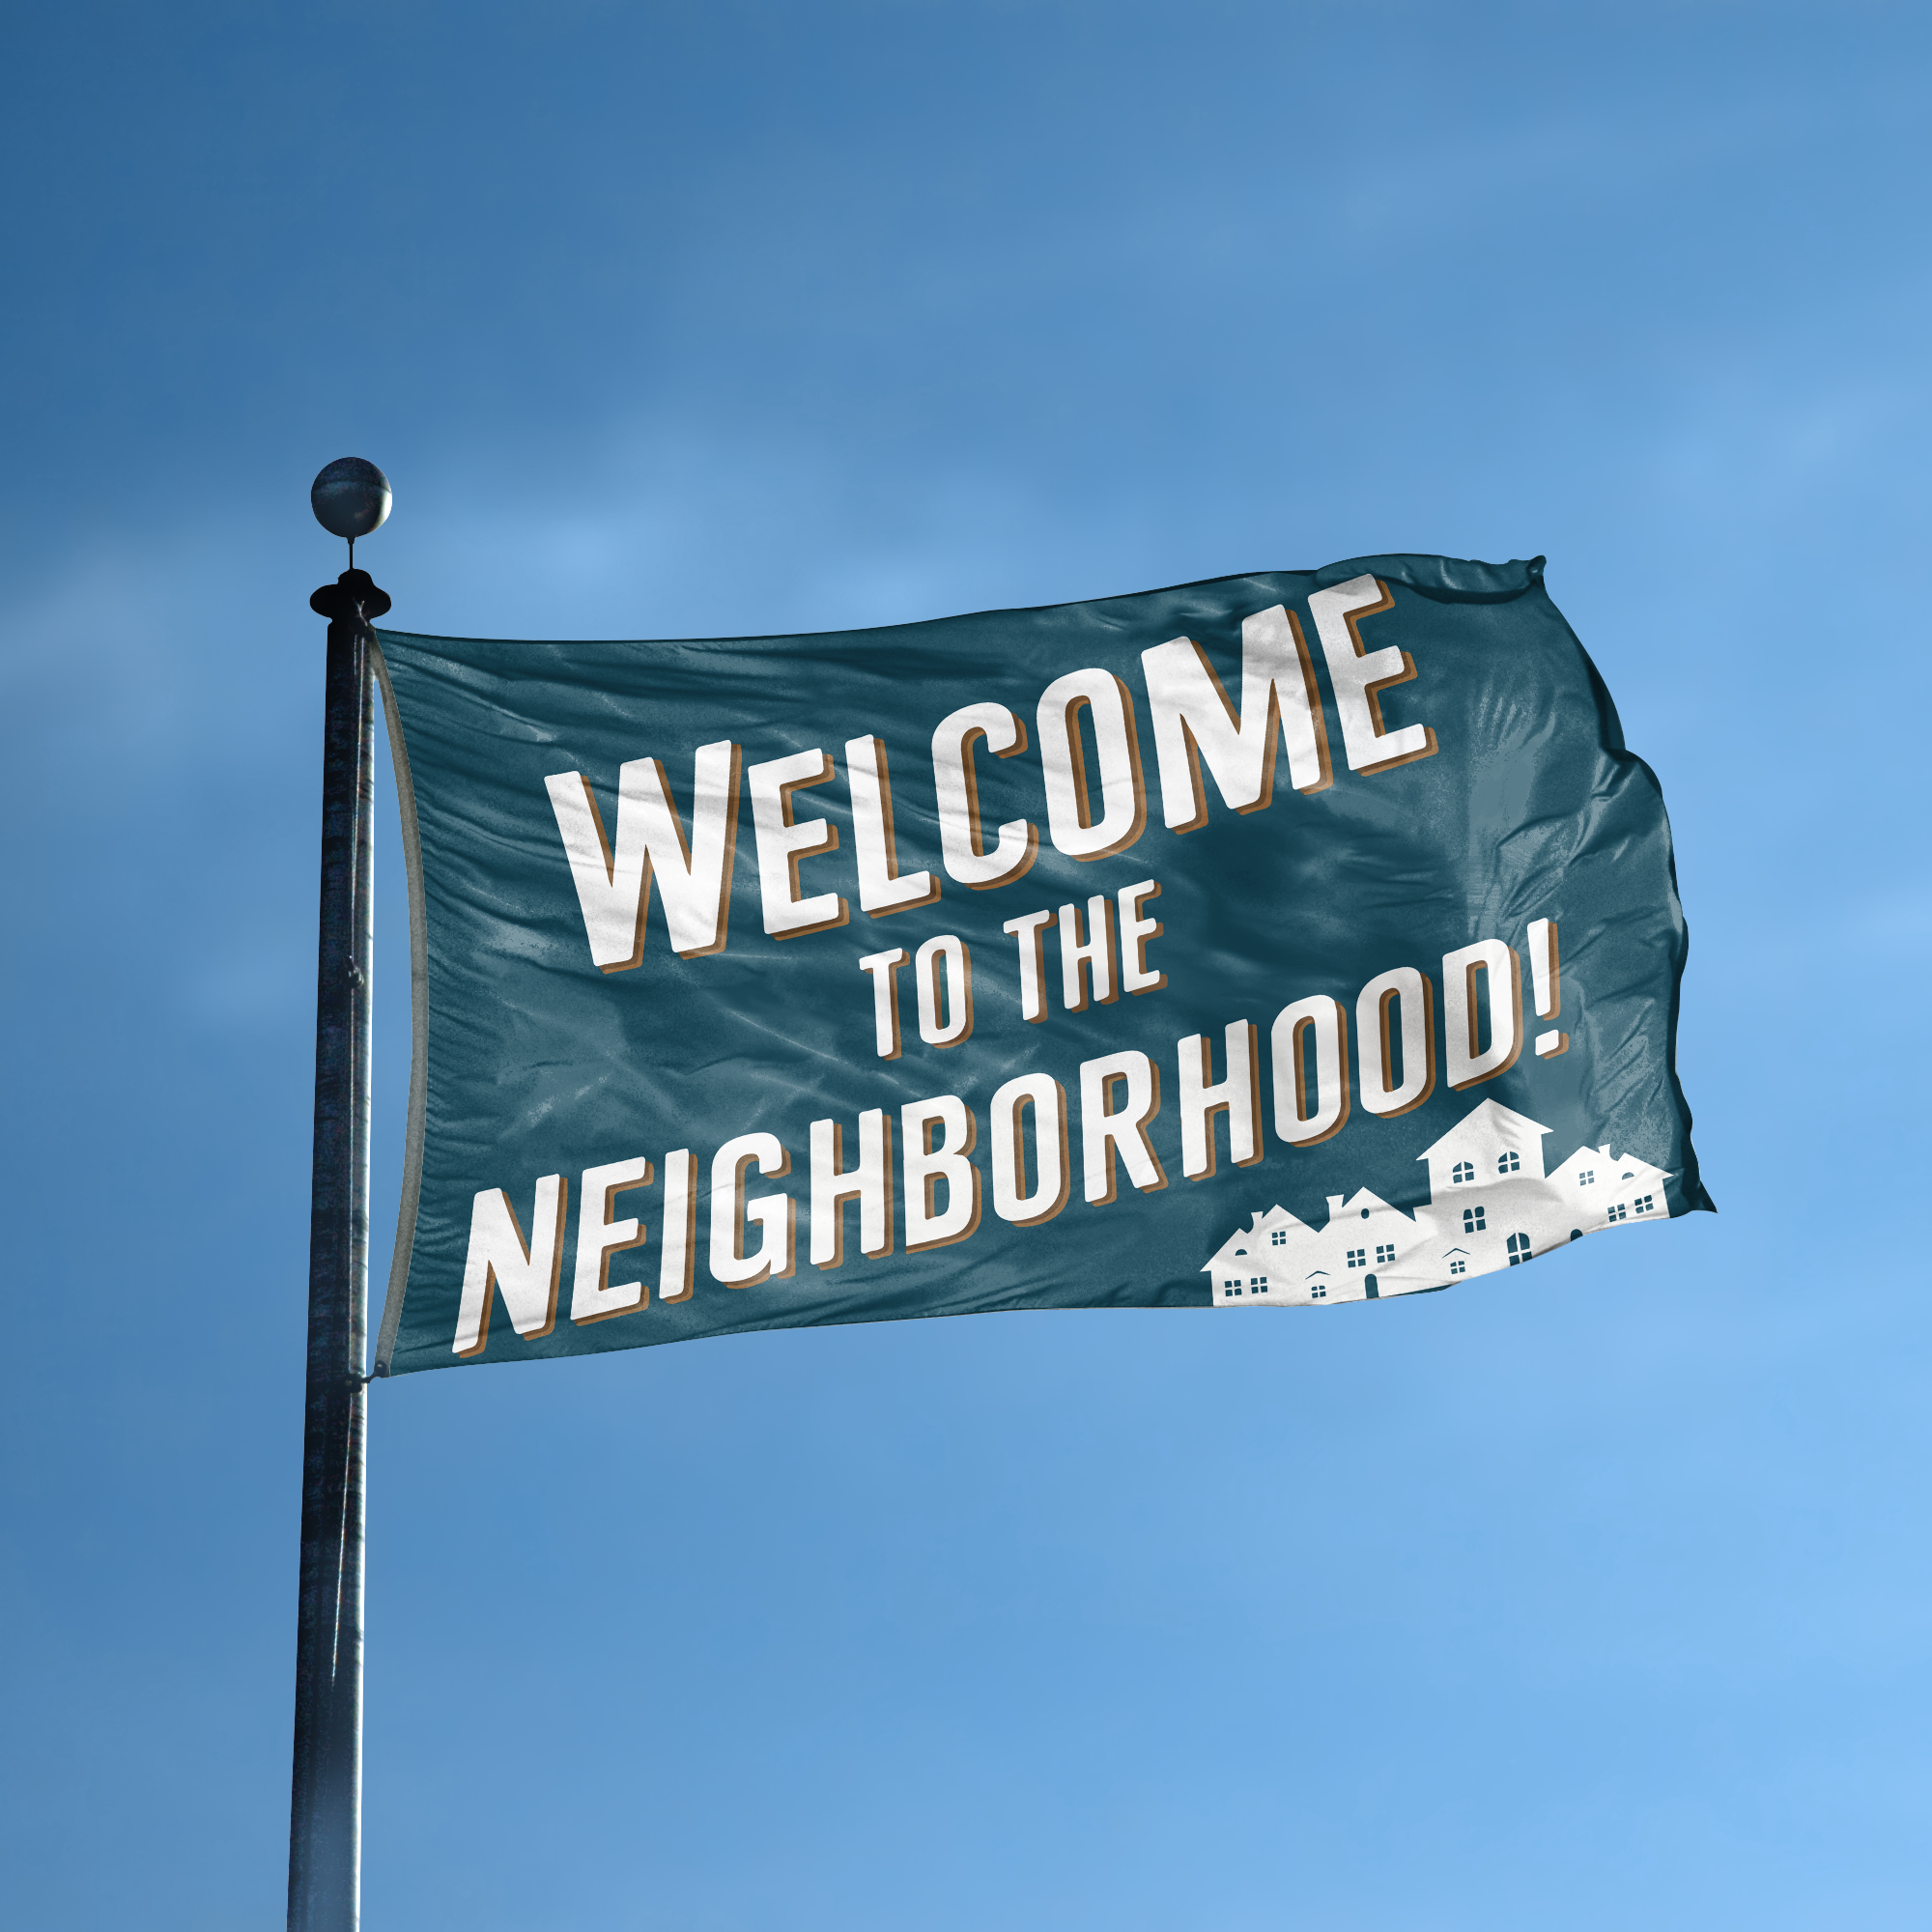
<box><xmin>1527</xmin><ymin>918</ymin><xmax>1567</xmax><ymax>1057</ymax></box>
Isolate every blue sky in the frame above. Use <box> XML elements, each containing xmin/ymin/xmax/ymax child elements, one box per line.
<box><xmin>3</xmin><ymin>3</ymin><xmax>1928</xmax><ymax>1927</ymax></box>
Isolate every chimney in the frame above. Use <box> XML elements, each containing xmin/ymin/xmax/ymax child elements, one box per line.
<box><xmin>1325</xmin><ymin>1194</ymin><xmax>1346</xmax><ymax>1222</ymax></box>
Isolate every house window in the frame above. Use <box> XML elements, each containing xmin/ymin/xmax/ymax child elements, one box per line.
<box><xmin>1497</xmin><ymin>1151</ymin><xmax>1520</xmax><ymax>1174</ymax></box>
<box><xmin>1249</xmin><ymin>1277</ymin><xmax>1267</xmax><ymax>1293</ymax></box>
<box><xmin>1223</xmin><ymin>1279</ymin><xmax>1240</xmax><ymax>1295</ymax></box>
<box><xmin>1270</xmin><ymin>1230</ymin><xmax>1287</xmax><ymax>1246</ymax></box>
<box><xmin>1463</xmin><ymin>1207</ymin><xmax>1486</xmax><ymax>1233</ymax></box>
<box><xmin>1634</xmin><ymin>1194</ymin><xmax>1654</xmax><ymax>1214</ymax></box>
<box><xmin>1577</xmin><ymin>1169</ymin><xmax>1595</xmax><ymax>1186</ymax></box>
<box><xmin>1347</xmin><ymin>1247</ymin><xmax>1366</xmax><ymax>1267</ymax></box>
<box><xmin>1607</xmin><ymin>1202</ymin><xmax>1627</xmax><ymax>1223</ymax></box>
<box><xmin>1376</xmin><ymin>1243</ymin><xmax>1395</xmax><ymax>1264</ymax></box>
<box><xmin>1452</xmin><ymin>1160</ymin><xmax>1474</xmax><ymax>1183</ymax></box>
<box><xmin>1506</xmin><ymin>1233</ymin><xmax>1532</xmax><ymax>1264</ymax></box>
<box><xmin>1448</xmin><ymin>1259</ymin><xmax>1467</xmax><ymax>1275</ymax></box>
<box><xmin>1310</xmin><ymin>1284</ymin><xmax>1327</xmax><ymax>1298</ymax></box>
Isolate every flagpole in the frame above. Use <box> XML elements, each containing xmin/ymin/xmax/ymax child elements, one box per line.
<box><xmin>291</xmin><ymin>462</ymin><xmax>391</xmax><ymax>1932</ymax></box>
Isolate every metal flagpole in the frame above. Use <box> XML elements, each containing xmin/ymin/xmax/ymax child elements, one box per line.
<box><xmin>290</xmin><ymin>461</ymin><xmax>392</xmax><ymax>1932</ymax></box>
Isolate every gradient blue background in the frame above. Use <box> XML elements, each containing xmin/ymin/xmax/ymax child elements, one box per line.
<box><xmin>2</xmin><ymin>5</ymin><xmax>1926</xmax><ymax>1927</ymax></box>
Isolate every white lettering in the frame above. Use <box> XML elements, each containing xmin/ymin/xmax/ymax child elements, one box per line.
<box><xmin>1001</xmin><ymin>908</ymin><xmax>1056</xmax><ymax>1023</ymax></box>
<box><xmin>1078</xmin><ymin>1050</ymin><xmax>1164</xmax><ymax>1204</ymax></box>
<box><xmin>914</xmin><ymin>934</ymin><xmax>973</xmax><ymax>1047</ymax></box>
<box><xmin>1442</xmin><ymin>940</ymin><xmax>1521</xmax><ymax>1090</ymax></box>
<box><xmin>1306</xmin><ymin>575</ymin><xmax>1437</xmax><ymax>775</ymax></box>
<box><xmin>1270</xmin><ymin>995</ymin><xmax>1350</xmax><ymax>1146</ymax></box>
<box><xmin>544</xmin><ymin>743</ymin><xmax>740</xmax><ymax>969</ymax></box>
<box><xmin>709</xmin><ymin>1133</ymin><xmax>793</xmax><ymax>1286</ymax></box>
<box><xmin>845</xmin><ymin>734</ymin><xmax>938</xmax><ymax>916</ymax></box>
<box><xmin>453</xmin><ymin>1176</ymin><xmax>568</xmax><ymax>1354</ymax></box>
<box><xmin>658</xmin><ymin>1150</ymin><xmax>696</xmax><ymax>1303</ymax></box>
<box><xmin>1177</xmin><ymin>1023</ymin><xmax>1260</xmax><ymax>1179</ymax></box>
<box><xmin>1117</xmin><ymin>879</ymin><xmax>1164</xmax><ymax>994</ymax></box>
<box><xmin>857</xmin><ymin>948</ymin><xmax>906</xmax><ymax>1058</ymax></box>
<box><xmin>810</xmin><ymin>1112</ymin><xmax>893</xmax><ymax>1267</ymax></box>
<box><xmin>1140</xmin><ymin>606</ymin><xmax>1329</xmax><ymax>830</ymax></box>
<box><xmin>902</xmin><ymin>1095</ymin><xmax>979</xmax><ymax>1250</ymax></box>
<box><xmin>749</xmin><ymin>749</ymin><xmax>847</xmax><ymax>939</ymax></box>
<box><xmin>1037</xmin><ymin>668</ymin><xmax>1146</xmax><ymax>860</ymax></box>
<box><xmin>1356</xmin><ymin>967</ymin><xmax>1435</xmax><ymax>1116</ymax></box>
<box><xmin>571</xmin><ymin>1156</ymin><xmax>651</xmax><ymax>1323</ymax></box>
<box><xmin>989</xmin><ymin>1073</ymin><xmax>1068</xmax><ymax>1226</ymax></box>
<box><xmin>1059</xmin><ymin>895</ymin><xmax>1116</xmax><ymax>1011</ymax></box>
<box><xmin>931</xmin><ymin>702</ymin><xmax>1037</xmax><ymax>889</ymax></box>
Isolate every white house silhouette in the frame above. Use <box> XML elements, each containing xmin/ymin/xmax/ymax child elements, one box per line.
<box><xmin>1203</xmin><ymin>1097</ymin><xmax>1671</xmax><ymax>1307</ymax></box>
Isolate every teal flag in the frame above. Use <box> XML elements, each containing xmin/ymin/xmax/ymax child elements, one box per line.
<box><xmin>370</xmin><ymin>554</ymin><xmax>1710</xmax><ymax>1377</ymax></box>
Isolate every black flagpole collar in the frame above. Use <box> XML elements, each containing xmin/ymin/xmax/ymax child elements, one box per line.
<box><xmin>311</xmin><ymin>570</ymin><xmax>392</xmax><ymax>624</ymax></box>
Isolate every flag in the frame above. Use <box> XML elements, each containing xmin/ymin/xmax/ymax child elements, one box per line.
<box><xmin>370</xmin><ymin>554</ymin><xmax>1710</xmax><ymax>1376</ymax></box>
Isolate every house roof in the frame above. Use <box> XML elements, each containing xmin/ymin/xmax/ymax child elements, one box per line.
<box><xmin>1328</xmin><ymin>1185</ymin><xmax>1418</xmax><ymax>1229</ymax></box>
<box><xmin>1416</xmin><ymin>1096</ymin><xmax>1551</xmax><ymax>1161</ymax></box>
<box><xmin>1549</xmin><ymin>1142</ymin><xmax>1674</xmax><ymax>1183</ymax></box>
<box><xmin>1201</xmin><ymin>1204</ymin><xmax>1309</xmax><ymax>1271</ymax></box>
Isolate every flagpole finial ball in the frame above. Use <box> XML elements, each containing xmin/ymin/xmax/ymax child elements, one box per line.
<box><xmin>310</xmin><ymin>458</ymin><xmax>392</xmax><ymax>541</ymax></box>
